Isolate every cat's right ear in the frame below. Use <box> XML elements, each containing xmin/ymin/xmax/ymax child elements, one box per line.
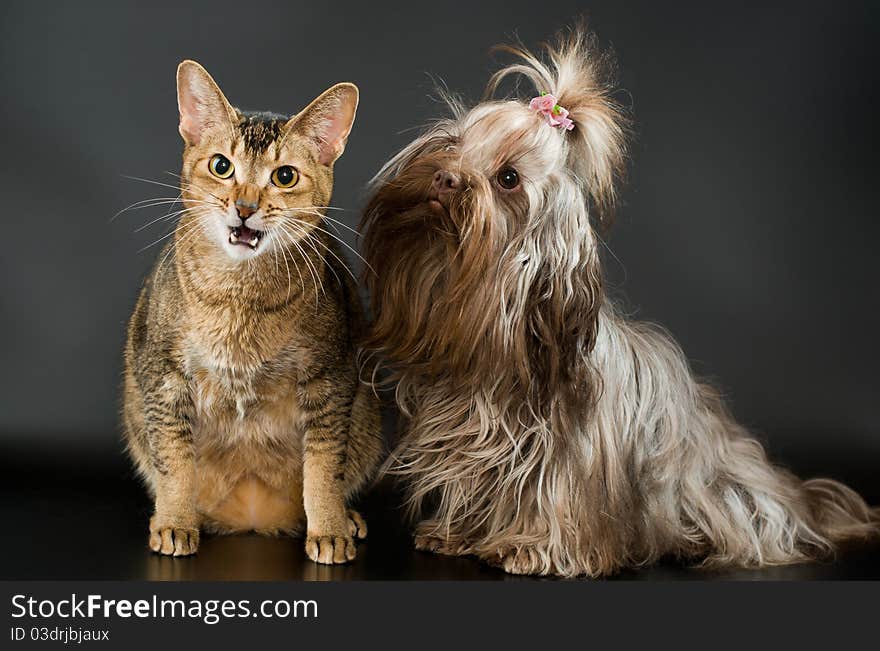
<box><xmin>176</xmin><ymin>60</ymin><xmax>238</xmax><ymax>146</ymax></box>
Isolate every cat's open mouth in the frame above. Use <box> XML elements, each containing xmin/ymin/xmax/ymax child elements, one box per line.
<box><xmin>229</xmin><ymin>225</ymin><xmax>263</xmax><ymax>249</ymax></box>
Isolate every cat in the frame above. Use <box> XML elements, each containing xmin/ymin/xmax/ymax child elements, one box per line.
<box><xmin>123</xmin><ymin>60</ymin><xmax>382</xmax><ymax>564</ymax></box>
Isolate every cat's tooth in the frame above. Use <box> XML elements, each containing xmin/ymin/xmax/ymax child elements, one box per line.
<box><xmin>249</xmin><ymin>236</ymin><xmax>259</xmax><ymax>247</ymax></box>
<box><xmin>229</xmin><ymin>231</ymin><xmax>238</xmax><ymax>243</ymax></box>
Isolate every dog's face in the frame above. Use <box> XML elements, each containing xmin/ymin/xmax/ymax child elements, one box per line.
<box><xmin>367</xmin><ymin>100</ymin><xmax>567</xmax><ymax>249</ymax></box>
<box><xmin>362</xmin><ymin>36</ymin><xmax>627</xmax><ymax>406</ymax></box>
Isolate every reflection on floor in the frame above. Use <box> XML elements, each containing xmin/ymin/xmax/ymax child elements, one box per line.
<box><xmin>1</xmin><ymin>437</ymin><xmax>878</xmax><ymax>581</ymax></box>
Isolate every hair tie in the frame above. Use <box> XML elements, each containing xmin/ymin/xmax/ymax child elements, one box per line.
<box><xmin>529</xmin><ymin>92</ymin><xmax>574</xmax><ymax>131</ymax></box>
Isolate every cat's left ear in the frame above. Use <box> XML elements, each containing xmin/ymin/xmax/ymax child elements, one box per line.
<box><xmin>284</xmin><ymin>83</ymin><xmax>359</xmax><ymax>166</ymax></box>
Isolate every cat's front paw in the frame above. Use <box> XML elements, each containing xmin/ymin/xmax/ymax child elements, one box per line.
<box><xmin>305</xmin><ymin>532</ymin><xmax>356</xmax><ymax>564</ymax></box>
<box><xmin>347</xmin><ymin>509</ymin><xmax>368</xmax><ymax>540</ymax></box>
<box><xmin>149</xmin><ymin>514</ymin><xmax>200</xmax><ymax>557</ymax></box>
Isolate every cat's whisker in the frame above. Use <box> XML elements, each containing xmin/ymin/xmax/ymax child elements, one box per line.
<box><xmin>280</xmin><ymin>207</ymin><xmax>360</xmax><ymax>236</ymax></box>
<box><xmin>139</xmin><ymin>209</ymin><xmax>206</xmax><ymax>254</ymax></box>
<box><xmin>281</xmin><ymin>206</ymin><xmax>357</xmax><ymax>228</ymax></box>
<box><xmin>121</xmin><ymin>174</ymin><xmax>188</xmax><ymax>193</ymax></box>
<box><xmin>280</xmin><ymin>244</ymin><xmax>297</xmax><ymax>300</ymax></box>
<box><xmin>281</xmin><ymin>220</ymin><xmax>331</xmax><ymax>270</ymax></box>
<box><xmin>321</xmin><ymin>215</ymin><xmax>359</xmax><ymax>237</ymax></box>
<box><xmin>294</xmin><ymin>205</ymin><xmax>349</xmax><ymax>214</ymax></box>
<box><xmin>153</xmin><ymin>213</ymin><xmax>210</xmax><ymax>276</ymax></box>
<box><xmin>284</xmin><ymin>208</ymin><xmax>344</xmax><ymax>238</ymax></box>
<box><xmin>277</xmin><ymin>226</ymin><xmax>319</xmax><ymax>307</ymax></box>
<box><xmin>138</xmin><ymin>229</ymin><xmax>178</xmax><ymax>254</ymax></box>
<box><xmin>170</xmin><ymin>176</ymin><xmax>227</xmax><ymax>205</ymax></box>
<box><xmin>300</xmin><ymin>205</ymin><xmax>347</xmax><ymax>212</ymax></box>
<box><xmin>122</xmin><ymin>173</ymin><xmax>226</xmax><ymax>206</ymax></box>
<box><xmin>134</xmin><ymin>205</ymin><xmax>209</xmax><ymax>233</ymax></box>
<box><xmin>282</xmin><ymin>211</ymin><xmax>361</xmax><ymax>249</ymax></box>
<box><xmin>116</xmin><ymin>198</ymin><xmax>215</xmax><ymax>233</ymax></box>
<box><xmin>281</xmin><ymin>217</ymin><xmax>358</xmax><ymax>286</ymax></box>
<box><xmin>306</xmin><ymin>234</ymin><xmax>357</xmax><ymax>285</ymax></box>
<box><xmin>110</xmin><ymin>196</ymin><xmax>186</xmax><ymax>223</ymax></box>
<box><xmin>268</xmin><ymin>234</ymin><xmax>290</xmax><ymax>300</ymax></box>
<box><xmin>286</xmin><ymin>215</ymin><xmax>376</xmax><ymax>276</ymax></box>
<box><xmin>152</xmin><ymin>229</ymin><xmax>189</xmax><ymax>277</ymax></box>
<box><xmin>162</xmin><ymin>170</ymin><xmax>225</xmax><ymax>203</ymax></box>
<box><xmin>284</xmin><ymin>221</ymin><xmax>343</xmax><ymax>289</ymax></box>
<box><xmin>160</xmin><ymin>213</ymin><xmax>206</xmax><ymax>248</ymax></box>
<box><xmin>270</xmin><ymin>239</ymin><xmax>281</xmax><ymax>292</ymax></box>
<box><xmin>180</xmin><ymin>183</ymin><xmax>225</xmax><ymax>205</ymax></box>
<box><xmin>276</xmin><ymin>223</ymin><xmax>323</xmax><ymax>307</ymax></box>
<box><xmin>272</xmin><ymin>231</ymin><xmax>304</xmax><ymax>300</ymax></box>
<box><xmin>280</xmin><ymin>223</ymin><xmax>326</xmax><ymax>304</ymax></box>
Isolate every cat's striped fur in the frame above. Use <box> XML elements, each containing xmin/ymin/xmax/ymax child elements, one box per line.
<box><xmin>123</xmin><ymin>61</ymin><xmax>382</xmax><ymax>563</ymax></box>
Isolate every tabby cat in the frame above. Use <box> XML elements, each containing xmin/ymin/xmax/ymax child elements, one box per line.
<box><xmin>123</xmin><ymin>60</ymin><xmax>382</xmax><ymax>564</ymax></box>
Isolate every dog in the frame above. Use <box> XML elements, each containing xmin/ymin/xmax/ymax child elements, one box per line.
<box><xmin>360</xmin><ymin>26</ymin><xmax>879</xmax><ymax>577</ymax></box>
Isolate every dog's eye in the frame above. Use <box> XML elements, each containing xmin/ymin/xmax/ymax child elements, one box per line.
<box><xmin>209</xmin><ymin>154</ymin><xmax>234</xmax><ymax>179</ymax></box>
<box><xmin>496</xmin><ymin>167</ymin><xmax>520</xmax><ymax>190</ymax></box>
<box><xmin>271</xmin><ymin>165</ymin><xmax>299</xmax><ymax>189</ymax></box>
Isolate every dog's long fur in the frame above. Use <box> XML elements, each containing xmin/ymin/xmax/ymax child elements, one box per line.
<box><xmin>360</xmin><ymin>26</ymin><xmax>879</xmax><ymax>577</ymax></box>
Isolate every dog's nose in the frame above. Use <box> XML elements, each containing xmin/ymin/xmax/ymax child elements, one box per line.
<box><xmin>235</xmin><ymin>198</ymin><xmax>259</xmax><ymax>221</ymax></box>
<box><xmin>432</xmin><ymin>170</ymin><xmax>460</xmax><ymax>197</ymax></box>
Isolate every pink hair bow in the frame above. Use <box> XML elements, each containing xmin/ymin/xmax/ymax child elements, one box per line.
<box><xmin>529</xmin><ymin>92</ymin><xmax>575</xmax><ymax>131</ymax></box>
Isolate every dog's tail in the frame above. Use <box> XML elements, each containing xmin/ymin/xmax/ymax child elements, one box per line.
<box><xmin>608</xmin><ymin>319</ymin><xmax>879</xmax><ymax>568</ymax></box>
<box><xmin>801</xmin><ymin>477</ymin><xmax>880</xmax><ymax>543</ymax></box>
<box><xmin>679</xmin><ymin>383</ymin><xmax>880</xmax><ymax>567</ymax></box>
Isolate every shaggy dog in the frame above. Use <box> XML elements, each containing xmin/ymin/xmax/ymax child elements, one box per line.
<box><xmin>360</xmin><ymin>27</ymin><xmax>878</xmax><ymax>577</ymax></box>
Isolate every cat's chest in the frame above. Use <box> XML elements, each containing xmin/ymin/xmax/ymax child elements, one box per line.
<box><xmin>182</xmin><ymin>336</ymin><xmax>304</xmax><ymax>441</ymax></box>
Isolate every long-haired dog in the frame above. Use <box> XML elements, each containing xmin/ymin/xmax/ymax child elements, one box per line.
<box><xmin>360</xmin><ymin>26</ymin><xmax>879</xmax><ymax>577</ymax></box>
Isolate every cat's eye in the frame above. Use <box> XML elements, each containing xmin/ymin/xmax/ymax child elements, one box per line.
<box><xmin>209</xmin><ymin>154</ymin><xmax>234</xmax><ymax>179</ymax></box>
<box><xmin>496</xmin><ymin>167</ymin><xmax>520</xmax><ymax>190</ymax></box>
<box><xmin>271</xmin><ymin>166</ymin><xmax>299</xmax><ymax>189</ymax></box>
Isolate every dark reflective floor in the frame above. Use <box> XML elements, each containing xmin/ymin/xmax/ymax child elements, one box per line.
<box><xmin>1</xmin><ymin>436</ymin><xmax>878</xmax><ymax>580</ymax></box>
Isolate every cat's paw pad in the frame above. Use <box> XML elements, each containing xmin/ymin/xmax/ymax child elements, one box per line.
<box><xmin>489</xmin><ymin>546</ymin><xmax>547</xmax><ymax>576</ymax></box>
<box><xmin>149</xmin><ymin>518</ymin><xmax>199</xmax><ymax>557</ymax></box>
<box><xmin>346</xmin><ymin>509</ymin><xmax>368</xmax><ymax>540</ymax></box>
<box><xmin>305</xmin><ymin>534</ymin><xmax>356</xmax><ymax>564</ymax></box>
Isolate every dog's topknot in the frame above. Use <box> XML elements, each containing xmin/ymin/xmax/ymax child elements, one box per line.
<box><xmin>486</xmin><ymin>23</ymin><xmax>629</xmax><ymax>225</ymax></box>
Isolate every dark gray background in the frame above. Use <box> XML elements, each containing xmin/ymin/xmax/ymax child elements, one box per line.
<box><xmin>0</xmin><ymin>0</ymin><xmax>877</xmax><ymax>475</ymax></box>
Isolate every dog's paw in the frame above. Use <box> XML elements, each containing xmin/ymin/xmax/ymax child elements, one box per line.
<box><xmin>413</xmin><ymin>524</ymin><xmax>468</xmax><ymax>557</ymax></box>
<box><xmin>414</xmin><ymin>534</ymin><xmax>464</xmax><ymax>556</ymax></box>
<box><xmin>488</xmin><ymin>546</ymin><xmax>547</xmax><ymax>576</ymax></box>
<box><xmin>347</xmin><ymin>509</ymin><xmax>368</xmax><ymax>540</ymax></box>
<box><xmin>149</xmin><ymin>515</ymin><xmax>200</xmax><ymax>557</ymax></box>
<box><xmin>305</xmin><ymin>533</ymin><xmax>357</xmax><ymax>564</ymax></box>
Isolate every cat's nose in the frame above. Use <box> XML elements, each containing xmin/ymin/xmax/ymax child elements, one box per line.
<box><xmin>234</xmin><ymin>198</ymin><xmax>259</xmax><ymax>221</ymax></box>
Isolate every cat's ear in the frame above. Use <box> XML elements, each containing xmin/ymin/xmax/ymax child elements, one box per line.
<box><xmin>284</xmin><ymin>83</ymin><xmax>359</xmax><ymax>166</ymax></box>
<box><xmin>176</xmin><ymin>60</ymin><xmax>238</xmax><ymax>146</ymax></box>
